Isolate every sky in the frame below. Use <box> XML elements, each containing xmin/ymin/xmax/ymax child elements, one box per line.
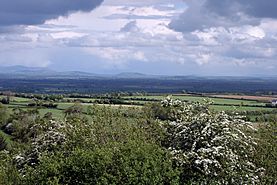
<box><xmin>0</xmin><ymin>0</ymin><xmax>277</xmax><ymax>76</ymax></box>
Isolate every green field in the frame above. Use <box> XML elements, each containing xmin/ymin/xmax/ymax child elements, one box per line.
<box><xmin>210</xmin><ymin>105</ymin><xmax>274</xmax><ymax>111</ymax></box>
<box><xmin>123</xmin><ymin>95</ymin><xmax>265</xmax><ymax>106</ymax></box>
<box><xmin>2</xmin><ymin>94</ymin><xmax>276</xmax><ymax>122</ymax></box>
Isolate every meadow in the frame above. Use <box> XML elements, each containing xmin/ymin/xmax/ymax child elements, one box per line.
<box><xmin>1</xmin><ymin>93</ymin><xmax>276</xmax><ymax>121</ymax></box>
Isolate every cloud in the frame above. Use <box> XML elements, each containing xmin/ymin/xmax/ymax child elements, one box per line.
<box><xmin>104</xmin><ymin>0</ymin><xmax>181</xmax><ymax>7</ymax></box>
<box><xmin>205</xmin><ymin>0</ymin><xmax>277</xmax><ymax>19</ymax></box>
<box><xmin>104</xmin><ymin>5</ymin><xmax>182</xmax><ymax>20</ymax></box>
<box><xmin>63</xmin><ymin>18</ymin><xmax>185</xmax><ymax>64</ymax></box>
<box><xmin>0</xmin><ymin>48</ymin><xmax>51</xmax><ymax>67</ymax></box>
<box><xmin>0</xmin><ymin>0</ymin><xmax>103</xmax><ymax>26</ymax></box>
<box><xmin>1</xmin><ymin>0</ymin><xmax>276</xmax><ymax>76</ymax></box>
<box><xmin>170</xmin><ymin>0</ymin><xmax>277</xmax><ymax>32</ymax></box>
<box><xmin>120</xmin><ymin>21</ymin><xmax>140</xmax><ymax>32</ymax></box>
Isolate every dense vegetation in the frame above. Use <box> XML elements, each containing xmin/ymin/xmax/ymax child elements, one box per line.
<box><xmin>0</xmin><ymin>97</ymin><xmax>276</xmax><ymax>184</ymax></box>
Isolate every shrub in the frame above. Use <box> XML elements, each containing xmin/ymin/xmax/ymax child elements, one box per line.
<box><xmin>253</xmin><ymin>121</ymin><xmax>277</xmax><ymax>184</ymax></box>
<box><xmin>7</xmin><ymin>109</ymin><xmax>43</xmax><ymax>142</ymax></box>
<box><xmin>21</xmin><ymin>105</ymin><xmax>179</xmax><ymax>185</ymax></box>
<box><xmin>0</xmin><ymin>135</ymin><xmax>7</xmax><ymax>151</ymax></box>
<box><xmin>24</xmin><ymin>141</ymin><xmax>179</xmax><ymax>185</ymax></box>
<box><xmin>0</xmin><ymin>97</ymin><xmax>10</xmax><ymax>105</ymax></box>
<box><xmin>0</xmin><ymin>104</ymin><xmax>9</xmax><ymax>128</ymax></box>
<box><xmin>0</xmin><ymin>151</ymin><xmax>22</xmax><ymax>185</ymax></box>
<box><xmin>160</xmin><ymin>97</ymin><xmax>264</xmax><ymax>184</ymax></box>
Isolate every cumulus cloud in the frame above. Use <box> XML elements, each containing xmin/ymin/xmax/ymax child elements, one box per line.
<box><xmin>205</xmin><ymin>0</ymin><xmax>277</xmax><ymax>19</ymax></box>
<box><xmin>170</xmin><ymin>0</ymin><xmax>277</xmax><ymax>32</ymax></box>
<box><xmin>0</xmin><ymin>0</ymin><xmax>103</xmax><ymax>26</ymax></box>
<box><xmin>104</xmin><ymin>5</ymin><xmax>182</xmax><ymax>20</ymax></box>
<box><xmin>120</xmin><ymin>21</ymin><xmax>140</xmax><ymax>32</ymax></box>
<box><xmin>1</xmin><ymin>0</ymin><xmax>276</xmax><ymax>76</ymax></box>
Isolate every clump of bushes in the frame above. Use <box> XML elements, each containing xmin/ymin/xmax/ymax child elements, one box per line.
<box><xmin>0</xmin><ymin>97</ymin><xmax>10</xmax><ymax>105</ymax></box>
<box><xmin>28</xmin><ymin>101</ymin><xmax>58</xmax><ymax>108</ymax></box>
<box><xmin>253</xmin><ymin>121</ymin><xmax>277</xmax><ymax>184</ymax></box>
<box><xmin>0</xmin><ymin>99</ymin><xmax>275</xmax><ymax>184</ymax></box>
<box><xmin>160</xmin><ymin>97</ymin><xmax>264</xmax><ymax>184</ymax></box>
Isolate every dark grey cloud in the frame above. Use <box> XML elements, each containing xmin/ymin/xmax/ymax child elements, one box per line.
<box><xmin>170</xmin><ymin>0</ymin><xmax>277</xmax><ymax>32</ymax></box>
<box><xmin>0</xmin><ymin>0</ymin><xmax>103</xmax><ymax>26</ymax></box>
<box><xmin>0</xmin><ymin>25</ymin><xmax>26</xmax><ymax>33</ymax></box>
<box><xmin>205</xmin><ymin>0</ymin><xmax>277</xmax><ymax>18</ymax></box>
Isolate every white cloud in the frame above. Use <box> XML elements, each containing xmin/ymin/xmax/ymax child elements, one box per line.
<box><xmin>0</xmin><ymin>0</ymin><xmax>277</xmax><ymax>76</ymax></box>
<box><xmin>84</xmin><ymin>47</ymin><xmax>147</xmax><ymax>63</ymax></box>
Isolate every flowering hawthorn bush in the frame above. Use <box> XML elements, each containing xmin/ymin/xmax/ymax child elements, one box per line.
<box><xmin>161</xmin><ymin>97</ymin><xmax>264</xmax><ymax>184</ymax></box>
<box><xmin>15</xmin><ymin>120</ymin><xmax>66</xmax><ymax>169</ymax></box>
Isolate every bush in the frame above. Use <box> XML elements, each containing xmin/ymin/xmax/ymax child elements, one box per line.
<box><xmin>1</xmin><ymin>98</ymin><xmax>274</xmax><ymax>184</ymax></box>
<box><xmin>1</xmin><ymin>97</ymin><xmax>10</xmax><ymax>105</ymax></box>
<box><xmin>0</xmin><ymin>135</ymin><xmax>7</xmax><ymax>151</ymax></box>
<box><xmin>20</xmin><ymin>105</ymin><xmax>178</xmax><ymax>185</ymax></box>
<box><xmin>253</xmin><ymin>121</ymin><xmax>277</xmax><ymax>184</ymax></box>
<box><xmin>24</xmin><ymin>141</ymin><xmax>179</xmax><ymax>185</ymax></box>
<box><xmin>6</xmin><ymin>109</ymin><xmax>51</xmax><ymax>143</ymax></box>
<box><xmin>0</xmin><ymin>151</ymin><xmax>22</xmax><ymax>185</ymax></box>
<box><xmin>64</xmin><ymin>103</ymin><xmax>83</xmax><ymax>117</ymax></box>
<box><xmin>27</xmin><ymin>101</ymin><xmax>58</xmax><ymax>108</ymax></box>
<box><xmin>0</xmin><ymin>104</ymin><xmax>9</xmax><ymax>128</ymax></box>
<box><xmin>160</xmin><ymin>97</ymin><xmax>264</xmax><ymax>184</ymax></box>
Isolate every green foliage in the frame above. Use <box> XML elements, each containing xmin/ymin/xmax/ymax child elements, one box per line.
<box><xmin>27</xmin><ymin>101</ymin><xmax>58</xmax><ymax>108</ymax></box>
<box><xmin>0</xmin><ymin>151</ymin><xmax>22</xmax><ymax>185</ymax></box>
<box><xmin>0</xmin><ymin>103</ymin><xmax>9</xmax><ymax>128</ymax></box>
<box><xmin>0</xmin><ymin>98</ymin><xmax>276</xmax><ymax>184</ymax></box>
<box><xmin>143</xmin><ymin>102</ymin><xmax>172</xmax><ymax>121</ymax></box>
<box><xmin>19</xmin><ymin>105</ymin><xmax>178</xmax><ymax>185</ymax></box>
<box><xmin>64</xmin><ymin>103</ymin><xmax>84</xmax><ymax>118</ymax></box>
<box><xmin>6</xmin><ymin>108</ymin><xmax>46</xmax><ymax>142</ymax></box>
<box><xmin>0</xmin><ymin>96</ymin><xmax>10</xmax><ymax>104</ymax></box>
<box><xmin>24</xmin><ymin>141</ymin><xmax>179</xmax><ymax>185</ymax></box>
<box><xmin>0</xmin><ymin>134</ymin><xmax>7</xmax><ymax>151</ymax></box>
<box><xmin>160</xmin><ymin>97</ymin><xmax>263</xmax><ymax>184</ymax></box>
<box><xmin>254</xmin><ymin>121</ymin><xmax>277</xmax><ymax>184</ymax></box>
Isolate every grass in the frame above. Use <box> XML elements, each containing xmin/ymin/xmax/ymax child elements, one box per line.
<box><xmin>59</xmin><ymin>94</ymin><xmax>268</xmax><ymax>107</ymax></box>
<box><xmin>39</xmin><ymin>109</ymin><xmax>64</xmax><ymax>119</ymax></box>
<box><xmin>123</xmin><ymin>95</ymin><xmax>266</xmax><ymax>106</ymax></box>
<box><xmin>3</xmin><ymin>95</ymin><xmax>276</xmax><ymax>122</ymax></box>
<box><xmin>0</xmin><ymin>96</ymin><xmax>30</xmax><ymax>103</ymax></box>
<box><xmin>57</xmin><ymin>103</ymin><xmax>76</xmax><ymax>110</ymax></box>
<box><xmin>11</xmin><ymin>97</ymin><xmax>31</xmax><ymax>102</ymax></box>
<box><xmin>210</xmin><ymin>105</ymin><xmax>275</xmax><ymax>112</ymax></box>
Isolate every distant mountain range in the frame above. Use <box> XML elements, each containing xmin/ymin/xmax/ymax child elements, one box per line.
<box><xmin>0</xmin><ymin>65</ymin><xmax>276</xmax><ymax>80</ymax></box>
<box><xmin>0</xmin><ymin>66</ymin><xmax>164</xmax><ymax>79</ymax></box>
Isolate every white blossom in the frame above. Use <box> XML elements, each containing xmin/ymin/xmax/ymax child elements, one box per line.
<box><xmin>162</xmin><ymin>98</ymin><xmax>264</xmax><ymax>184</ymax></box>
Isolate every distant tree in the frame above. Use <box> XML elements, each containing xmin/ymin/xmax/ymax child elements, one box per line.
<box><xmin>0</xmin><ymin>97</ymin><xmax>10</xmax><ymax>105</ymax></box>
<box><xmin>64</xmin><ymin>103</ymin><xmax>83</xmax><ymax>117</ymax></box>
